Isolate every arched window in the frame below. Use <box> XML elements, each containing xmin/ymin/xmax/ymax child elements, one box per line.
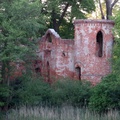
<box><xmin>96</xmin><ymin>31</ymin><xmax>103</xmax><ymax>57</ymax></box>
<box><xmin>75</xmin><ymin>66</ymin><xmax>81</xmax><ymax>80</ymax></box>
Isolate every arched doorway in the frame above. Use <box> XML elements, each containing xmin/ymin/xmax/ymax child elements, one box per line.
<box><xmin>75</xmin><ymin>66</ymin><xmax>81</xmax><ymax>80</ymax></box>
<box><xmin>96</xmin><ymin>31</ymin><xmax>103</xmax><ymax>57</ymax></box>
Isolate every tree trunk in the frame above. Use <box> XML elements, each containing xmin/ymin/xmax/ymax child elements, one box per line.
<box><xmin>98</xmin><ymin>0</ymin><xmax>105</xmax><ymax>19</ymax></box>
<box><xmin>51</xmin><ymin>3</ymin><xmax>69</xmax><ymax>33</ymax></box>
<box><xmin>51</xmin><ymin>9</ymin><xmax>59</xmax><ymax>32</ymax></box>
<box><xmin>105</xmin><ymin>0</ymin><xmax>112</xmax><ymax>19</ymax></box>
<box><xmin>105</xmin><ymin>0</ymin><xmax>118</xmax><ymax>19</ymax></box>
<box><xmin>58</xmin><ymin>3</ymin><xmax>69</xmax><ymax>29</ymax></box>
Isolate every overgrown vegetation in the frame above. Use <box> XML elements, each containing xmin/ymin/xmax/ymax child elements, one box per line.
<box><xmin>4</xmin><ymin>106</ymin><xmax>120</xmax><ymax>120</ymax></box>
<box><xmin>88</xmin><ymin>11</ymin><xmax>120</xmax><ymax>112</ymax></box>
<box><xmin>51</xmin><ymin>79</ymin><xmax>91</xmax><ymax>107</ymax></box>
<box><xmin>6</xmin><ymin>77</ymin><xmax>91</xmax><ymax>108</ymax></box>
<box><xmin>0</xmin><ymin>0</ymin><xmax>120</xmax><ymax>119</ymax></box>
<box><xmin>0</xmin><ymin>0</ymin><xmax>46</xmax><ymax>110</ymax></box>
<box><xmin>89</xmin><ymin>74</ymin><xmax>120</xmax><ymax>112</ymax></box>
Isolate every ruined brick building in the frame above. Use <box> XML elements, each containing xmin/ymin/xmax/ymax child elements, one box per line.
<box><xmin>35</xmin><ymin>20</ymin><xmax>114</xmax><ymax>84</ymax></box>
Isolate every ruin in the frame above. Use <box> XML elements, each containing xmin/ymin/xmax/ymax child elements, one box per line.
<box><xmin>35</xmin><ymin>19</ymin><xmax>114</xmax><ymax>84</ymax></box>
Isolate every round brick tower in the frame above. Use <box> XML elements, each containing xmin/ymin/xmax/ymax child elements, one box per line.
<box><xmin>74</xmin><ymin>19</ymin><xmax>114</xmax><ymax>84</ymax></box>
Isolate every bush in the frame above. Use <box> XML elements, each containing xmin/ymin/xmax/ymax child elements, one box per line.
<box><xmin>10</xmin><ymin>75</ymin><xmax>52</xmax><ymax>106</ymax></box>
<box><xmin>9</xmin><ymin>76</ymin><xmax>91</xmax><ymax>107</ymax></box>
<box><xmin>89</xmin><ymin>74</ymin><xmax>120</xmax><ymax>112</ymax></box>
<box><xmin>51</xmin><ymin>78</ymin><xmax>91</xmax><ymax>107</ymax></box>
<box><xmin>0</xmin><ymin>84</ymin><xmax>11</xmax><ymax>109</ymax></box>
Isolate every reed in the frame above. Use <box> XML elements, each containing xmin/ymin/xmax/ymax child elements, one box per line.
<box><xmin>5</xmin><ymin>106</ymin><xmax>120</xmax><ymax>120</ymax></box>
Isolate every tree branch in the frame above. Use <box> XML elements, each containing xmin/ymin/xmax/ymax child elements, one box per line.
<box><xmin>98</xmin><ymin>0</ymin><xmax>105</xmax><ymax>19</ymax></box>
<box><xmin>111</xmin><ymin>0</ymin><xmax>118</xmax><ymax>8</ymax></box>
<box><xmin>58</xmin><ymin>3</ymin><xmax>69</xmax><ymax>26</ymax></box>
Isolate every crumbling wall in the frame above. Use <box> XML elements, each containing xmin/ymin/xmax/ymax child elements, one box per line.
<box><xmin>38</xmin><ymin>29</ymin><xmax>74</xmax><ymax>82</ymax></box>
<box><xmin>38</xmin><ymin>20</ymin><xmax>114</xmax><ymax>84</ymax></box>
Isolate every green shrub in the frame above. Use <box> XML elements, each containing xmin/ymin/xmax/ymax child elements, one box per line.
<box><xmin>51</xmin><ymin>78</ymin><xmax>91</xmax><ymax>107</ymax></box>
<box><xmin>10</xmin><ymin>75</ymin><xmax>52</xmax><ymax>106</ymax></box>
<box><xmin>9</xmin><ymin>78</ymin><xmax>23</xmax><ymax>107</ymax></box>
<box><xmin>0</xmin><ymin>84</ymin><xmax>11</xmax><ymax>108</ymax></box>
<box><xmin>89</xmin><ymin>74</ymin><xmax>120</xmax><ymax>112</ymax></box>
<box><xmin>10</xmin><ymin>76</ymin><xmax>91</xmax><ymax>107</ymax></box>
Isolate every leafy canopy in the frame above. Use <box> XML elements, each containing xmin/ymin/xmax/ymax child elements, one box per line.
<box><xmin>42</xmin><ymin>0</ymin><xmax>95</xmax><ymax>37</ymax></box>
<box><xmin>0</xmin><ymin>0</ymin><xmax>46</xmax><ymax>82</ymax></box>
<box><xmin>112</xmin><ymin>11</ymin><xmax>120</xmax><ymax>78</ymax></box>
<box><xmin>0</xmin><ymin>0</ymin><xmax>46</xmax><ymax>108</ymax></box>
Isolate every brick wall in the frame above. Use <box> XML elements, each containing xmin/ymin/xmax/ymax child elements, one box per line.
<box><xmin>37</xmin><ymin>20</ymin><xmax>114</xmax><ymax>84</ymax></box>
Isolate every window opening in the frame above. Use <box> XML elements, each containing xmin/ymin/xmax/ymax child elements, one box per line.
<box><xmin>34</xmin><ymin>60</ymin><xmax>41</xmax><ymax>75</ymax></box>
<box><xmin>47</xmin><ymin>33</ymin><xmax>52</xmax><ymax>42</ymax></box>
<box><xmin>47</xmin><ymin>61</ymin><xmax>50</xmax><ymax>82</ymax></box>
<box><xmin>35</xmin><ymin>67</ymin><xmax>41</xmax><ymax>73</ymax></box>
<box><xmin>96</xmin><ymin>31</ymin><xmax>103</xmax><ymax>57</ymax></box>
<box><xmin>75</xmin><ymin>67</ymin><xmax>81</xmax><ymax>80</ymax></box>
<box><xmin>62</xmin><ymin>51</ymin><xmax>65</xmax><ymax>57</ymax></box>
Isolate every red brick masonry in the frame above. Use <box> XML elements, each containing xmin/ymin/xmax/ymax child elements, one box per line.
<box><xmin>36</xmin><ymin>19</ymin><xmax>114</xmax><ymax>84</ymax></box>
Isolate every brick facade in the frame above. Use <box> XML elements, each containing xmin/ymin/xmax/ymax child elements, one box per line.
<box><xmin>36</xmin><ymin>19</ymin><xmax>114</xmax><ymax>84</ymax></box>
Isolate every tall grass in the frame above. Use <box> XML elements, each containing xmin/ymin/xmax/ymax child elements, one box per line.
<box><xmin>4</xmin><ymin>106</ymin><xmax>120</xmax><ymax>120</ymax></box>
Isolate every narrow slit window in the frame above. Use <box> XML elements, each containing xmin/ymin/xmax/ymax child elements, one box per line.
<box><xmin>47</xmin><ymin>61</ymin><xmax>50</xmax><ymax>82</ymax></box>
<box><xmin>96</xmin><ymin>31</ymin><xmax>103</xmax><ymax>57</ymax></box>
<box><xmin>75</xmin><ymin>67</ymin><xmax>81</xmax><ymax>80</ymax></box>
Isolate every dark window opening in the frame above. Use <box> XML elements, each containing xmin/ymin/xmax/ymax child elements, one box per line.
<box><xmin>34</xmin><ymin>60</ymin><xmax>41</xmax><ymax>75</ymax></box>
<box><xmin>62</xmin><ymin>51</ymin><xmax>65</xmax><ymax>57</ymax></box>
<box><xmin>35</xmin><ymin>67</ymin><xmax>41</xmax><ymax>74</ymax></box>
<box><xmin>47</xmin><ymin>61</ymin><xmax>50</xmax><ymax>82</ymax></box>
<box><xmin>75</xmin><ymin>67</ymin><xmax>81</xmax><ymax>80</ymax></box>
<box><xmin>96</xmin><ymin>31</ymin><xmax>103</xmax><ymax>57</ymax></box>
<box><xmin>47</xmin><ymin>33</ymin><xmax>52</xmax><ymax>42</ymax></box>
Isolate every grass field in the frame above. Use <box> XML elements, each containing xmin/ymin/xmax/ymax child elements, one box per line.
<box><xmin>3</xmin><ymin>106</ymin><xmax>120</xmax><ymax>120</ymax></box>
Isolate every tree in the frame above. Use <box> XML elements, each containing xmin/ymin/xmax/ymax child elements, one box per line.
<box><xmin>112</xmin><ymin>11</ymin><xmax>120</xmax><ymax>78</ymax></box>
<box><xmin>89</xmin><ymin>74</ymin><xmax>120</xmax><ymax>112</ymax></box>
<box><xmin>89</xmin><ymin>6</ymin><xmax>120</xmax><ymax>113</ymax></box>
<box><xmin>98</xmin><ymin>0</ymin><xmax>119</xmax><ymax>19</ymax></box>
<box><xmin>42</xmin><ymin>0</ymin><xmax>95</xmax><ymax>34</ymax></box>
<box><xmin>0</xmin><ymin>0</ymin><xmax>46</xmax><ymax>109</ymax></box>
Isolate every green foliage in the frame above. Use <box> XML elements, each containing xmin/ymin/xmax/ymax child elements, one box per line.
<box><xmin>9</xmin><ymin>76</ymin><xmax>91</xmax><ymax>107</ymax></box>
<box><xmin>43</xmin><ymin>0</ymin><xmax>95</xmax><ymax>37</ymax></box>
<box><xmin>0</xmin><ymin>0</ymin><xmax>46</xmax><ymax>84</ymax></box>
<box><xmin>59</xmin><ymin>20</ymin><xmax>74</xmax><ymax>39</ymax></box>
<box><xmin>51</xmin><ymin>78</ymin><xmax>91</xmax><ymax>107</ymax></box>
<box><xmin>10</xmin><ymin>75</ymin><xmax>52</xmax><ymax>106</ymax></box>
<box><xmin>46</xmin><ymin>0</ymin><xmax>95</xmax><ymax>17</ymax></box>
<box><xmin>89</xmin><ymin>74</ymin><xmax>120</xmax><ymax>112</ymax></box>
<box><xmin>9</xmin><ymin>78</ymin><xmax>24</xmax><ymax>107</ymax></box>
<box><xmin>0</xmin><ymin>0</ymin><xmax>46</xmax><ymax>109</ymax></box>
<box><xmin>0</xmin><ymin>84</ymin><xmax>11</xmax><ymax>107</ymax></box>
<box><xmin>112</xmin><ymin>12</ymin><xmax>120</xmax><ymax>78</ymax></box>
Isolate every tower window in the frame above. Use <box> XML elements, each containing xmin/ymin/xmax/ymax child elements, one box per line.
<box><xmin>96</xmin><ymin>31</ymin><xmax>103</xmax><ymax>57</ymax></box>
